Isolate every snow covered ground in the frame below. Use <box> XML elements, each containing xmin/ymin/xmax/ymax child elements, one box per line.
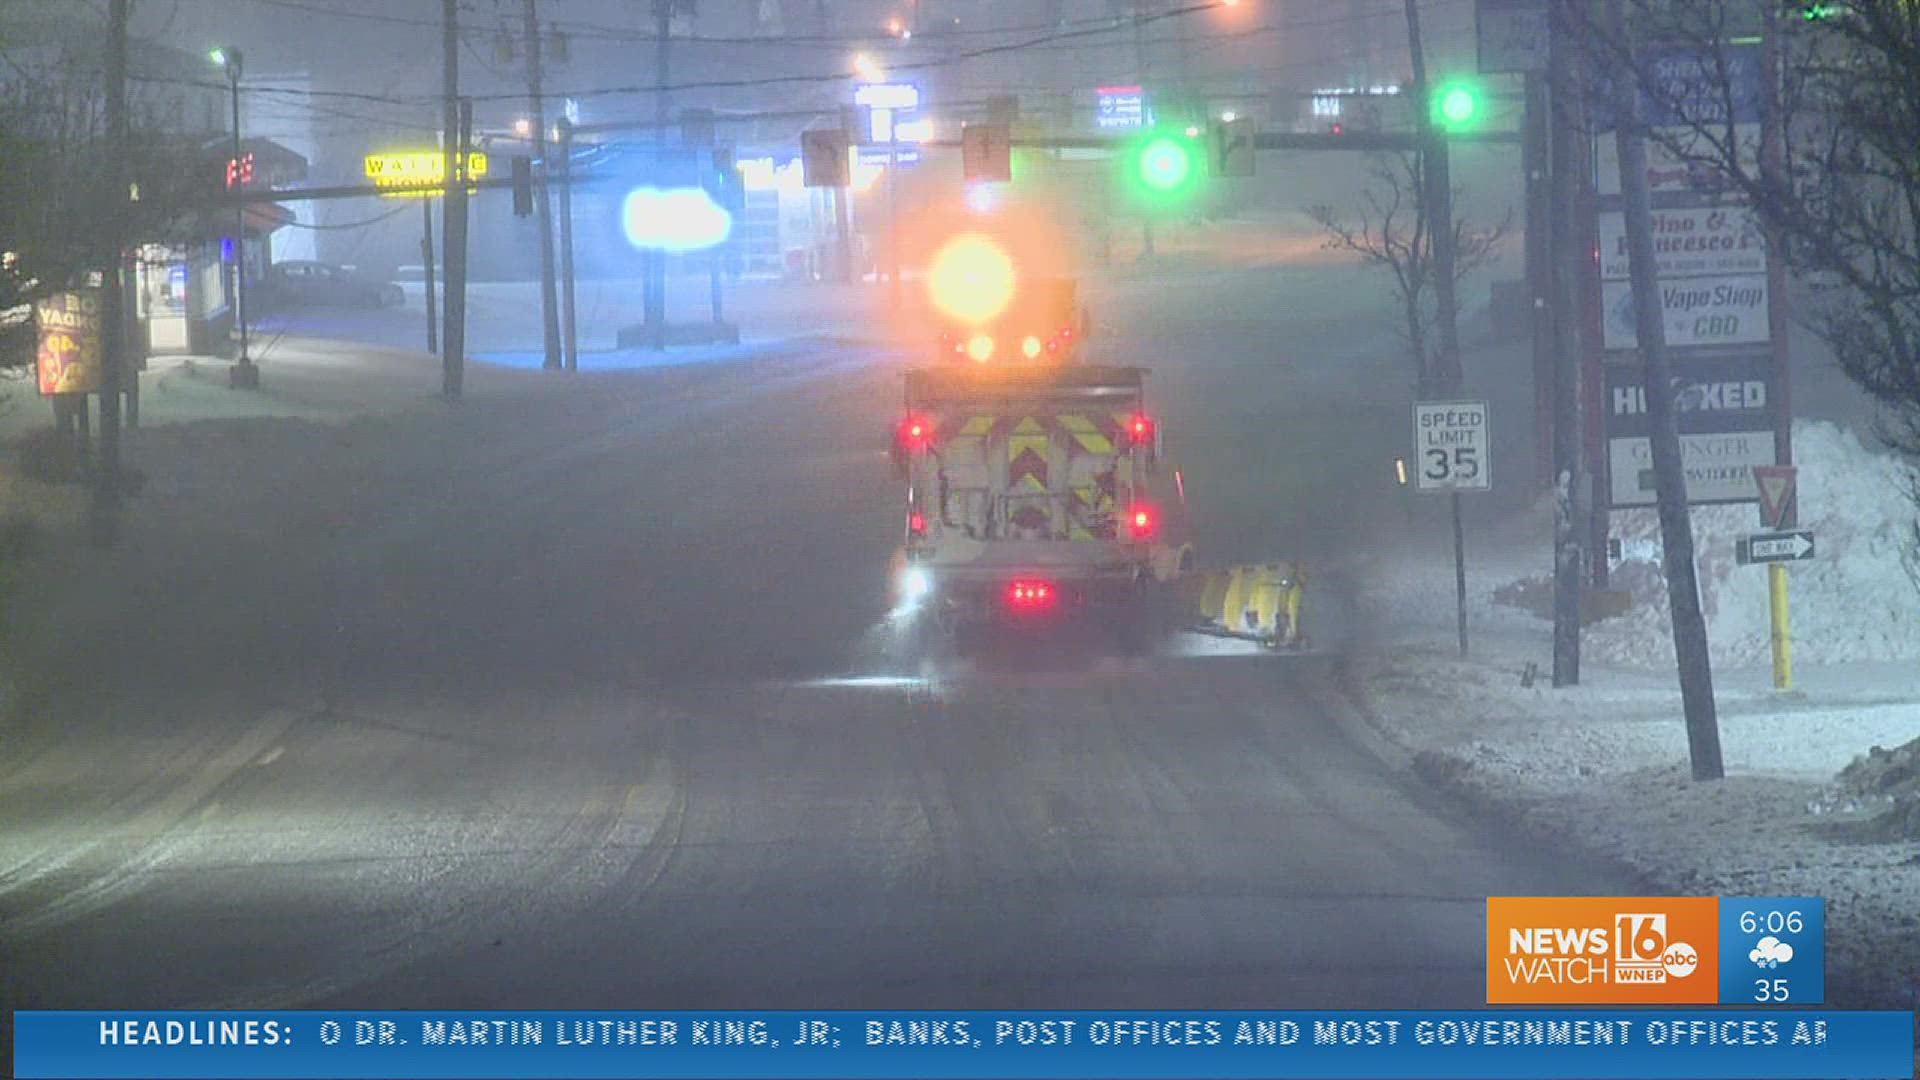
<box><xmin>1346</xmin><ymin>418</ymin><xmax>1920</xmax><ymax>1007</ymax></box>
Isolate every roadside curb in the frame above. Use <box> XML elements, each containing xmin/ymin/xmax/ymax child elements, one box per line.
<box><xmin>1321</xmin><ymin>639</ymin><xmax>1664</xmax><ymax>897</ymax></box>
<box><xmin>1314</xmin><ymin>652</ymin><xmax>1416</xmax><ymax>773</ymax></box>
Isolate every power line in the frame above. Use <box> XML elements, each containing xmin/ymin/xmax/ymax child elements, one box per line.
<box><xmin>132</xmin><ymin>0</ymin><xmax>1474</xmax><ymax>113</ymax></box>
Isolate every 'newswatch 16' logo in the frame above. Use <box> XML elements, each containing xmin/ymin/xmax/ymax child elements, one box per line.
<box><xmin>1488</xmin><ymin>898</ymin><xmax>1719</xmax><ymax>1004</ymax></box>
<box><xmin>1613</xmin><ymin>913</ymin><xmax>1700</xmax><ymax>982</ymax></box>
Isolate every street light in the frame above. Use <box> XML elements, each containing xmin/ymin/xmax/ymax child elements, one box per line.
<box><xmin>211</xmin><ymin>45</ymin><xmax>257</xmax><ymax>387</ymax></box>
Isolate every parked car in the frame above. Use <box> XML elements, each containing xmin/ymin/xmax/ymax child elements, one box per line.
<box><xmin>259</xmin><ymin>260</ymin><xmax>404</xmax><ymax>308</ymax></box>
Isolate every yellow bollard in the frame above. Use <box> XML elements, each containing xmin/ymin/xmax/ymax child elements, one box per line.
<box><xmin>1769</xmin><ymin>563</ymin><xmax>1792</xmax><ymax>691</ymax></box>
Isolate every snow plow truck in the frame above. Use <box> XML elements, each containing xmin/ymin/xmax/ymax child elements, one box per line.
<box><xmin>887</xmin><ymin>362</ymin><xmax>1193</xmax><ymax>656</ymax></box>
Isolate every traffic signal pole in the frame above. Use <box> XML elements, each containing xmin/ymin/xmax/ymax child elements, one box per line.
<box><xmin>648</xmin><ymin>0</ymin><xmax>673</xmax><ymax>349</ymax></box>
<box><xmin>887</xmin><ymin>124</ymin><xmax>902</xmax><ymax>312</ymax></box>
<box><xmin>1402</xmin><ymin>0</ymin><xmax>1461</xmax><ymax>395</ymax></box>
<box><xmin>1404</xmin><ymin>0</ymin><xmax>1470</xmax><ymax>656</ymax></box>
<box><xmin>441</xmin><ymin>0</ymin><xmax>469</xmax><ymax>400</ymax></box>
<box><xmin>1132</xmin><ymin>3</ymin><xmax>1155</xmax><ymax>258</ymax></box>
<box><xmin>524</xmin><ymin>0</ymin><xmax>562</xmax><ymax>371</ymax></box>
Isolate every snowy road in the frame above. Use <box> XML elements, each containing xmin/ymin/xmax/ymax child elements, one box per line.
<box><xmin>0</xmin><ymin>269</ymin><xmax>1635</xmax><ymax>1026</ymax></box>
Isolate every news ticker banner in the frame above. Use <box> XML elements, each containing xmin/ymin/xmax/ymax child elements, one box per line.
<box><xmin>12</xmin><ymin>1009</ymin><xmax>1916</xmax><ymax>1080</ymax></box>
<box><xmin>1487</xmin><ymin>896</ymin><xmax>1825</xmax><ymax>1005</ymax></box>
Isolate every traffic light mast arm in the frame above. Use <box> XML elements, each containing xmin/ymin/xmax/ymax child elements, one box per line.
<box><xmin>908</xmin><ymin>132</ymin><xmax>1519</xmax><ymax>152</ymax></box>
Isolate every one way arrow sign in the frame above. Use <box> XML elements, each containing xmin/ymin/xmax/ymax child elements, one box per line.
<box><xmin>1738</xmin><ymin>530</ymin><xmax>1816</xmax><ymax>564</ymax></box>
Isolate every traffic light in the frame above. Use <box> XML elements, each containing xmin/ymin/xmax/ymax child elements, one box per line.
<box><xmin>1800</xmin><ymin>2</ymin><xmax>1842</xmax><ymax>18</ymax></box>
<box><xmin>511</xmin><ymin>155</ymin><xmax>533</xmax><ymax>216</ymax></box>
<box><xmin>707</xmin><ymin>146</ymin><xmax>744</xmax><ymax>215</ymax></box>
<box><xmin>1429</xmin><ymin>78</ymin><xmax>1485</xmax><ymax>133</ymax></box>
<box><xmin>1125</xmin><ymin>128</ymin><xmax>1203</xmax><ymax>205</ymax></box>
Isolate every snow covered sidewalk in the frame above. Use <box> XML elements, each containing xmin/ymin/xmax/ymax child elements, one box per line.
<box><xmin>1343</xmin><ymin>420</ymin><xmax>1920</xmax><ymax>1007</ymax></box>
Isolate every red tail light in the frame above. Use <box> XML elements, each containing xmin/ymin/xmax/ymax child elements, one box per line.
<box><xmin>1127</xmin><ymin>413</ymin><xmax>1155</xmax><ymax>446</ymax></box>
<box><xmin>1128</xmin><ymin>505</ymin><xmax>1155</xmax><ymax>541</ymax></box>
<box><xmin>908</xmin><ymin>510</ymin><xmax>927</xmax><ymax>539</ymax></box>
<box><xmin>1006</xmin><ymin>579</ymin><xmax>1055</xmax><ymax>610</ymax></box>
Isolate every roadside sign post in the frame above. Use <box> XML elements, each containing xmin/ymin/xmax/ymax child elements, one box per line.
<box><xmin>1748</xmin><ymin>464</ymin><xmax>1803</xmax><ymax>691</ymax></box>
<box><xmin>1770</xmin><ymin>559</ymin><xmax>1791</xmax><ymax>690</ymax></box>
<box><xmin>1414</xmin><ymin>401</ymin><xmax>1491</xmax><ymax>658</ymax></box>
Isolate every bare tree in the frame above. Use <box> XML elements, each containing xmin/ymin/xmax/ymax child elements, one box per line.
<box><xmin>1308</xmin><ymin>152</ymin><xmax>1512</xmax><ymax>388</ymax></box>
<box><xmin>0</xmin><ymin>16</ymin><xmax>205</xmax><ymax>369</ymax></box>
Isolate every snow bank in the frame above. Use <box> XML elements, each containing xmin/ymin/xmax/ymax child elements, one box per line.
<box><xmin>1591</xmin><ymin>420</ymin><xmax>1917</xmax><ymax>667</ymax></box>
<box><xmin>1825</xmin><ymin>735</ymin><xmax>1920</xmax><ymax>842</ymax></box>
<box><xmin>1355</xmin><ymin>643</ymin><xmax>1920</xmax><ymax>1006</ymax></box>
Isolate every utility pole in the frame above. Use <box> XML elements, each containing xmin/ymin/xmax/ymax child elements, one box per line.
<box><xmin>886</xmin><ymin>115</ymin><xmax>901</xmax><ymax>312</ymax></box>
<box><xmin>216</xmin><ymin>49</ymin><xmax>258</xmax><ymax>388</ymax></box>
<box><xmin>647</xmin><ymin>0</ymin><xmax>675</xmax><ymax>348</ymax></box>
<box><xmin>1601</xmin><ymin>0</ymin><xmax>1723</xmax><ymax>781</ymax></box>
<box><xmin>557</xmin><ymin>117</ymin><xmax>578</xmax><ymax>371</ymax></box>
<box><xmin>1525</xmin><ymin>69</ymin><xmax>1551</xmax><ymax>487</ymax></box>
<box><xmin>525</xmin><ymin>0</ymin><xmax>562</xmax><ymax>370</ymax></box>
<box><xmin>96</xmin><ymin>0</ymin><xmax>129</xmax><ymax>533</ymax></box>
<box><xmin>1549</xmin><ymin>0</ymin><xmax>1586</xmax><ymax>687</ymax></box>
<box><xmin>1761</xmin><ymin>0</ymin><xmax>1796</xmax><ymax>692</ymax></box>
<box><xmin>422</xmin><ymin>198</ymin><xmax>438</xmax><ymax>355</ymax></box>
<box><xmin>442</xmin><ymin>0</ymin><xmax>469</xmax><ymax>399</ymax></box>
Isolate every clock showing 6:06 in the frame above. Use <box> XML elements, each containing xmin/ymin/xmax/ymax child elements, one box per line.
<box><xmin>1719</xmin><ymin>897</ymin><xmax>1825</xmax><ymax>1004</ymax></box>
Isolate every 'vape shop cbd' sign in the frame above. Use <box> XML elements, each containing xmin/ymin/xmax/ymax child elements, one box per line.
<box><xmin>1602</xmin><ymin>275</ymin><xmax>1769</xmax><ymax>350</ymax></box>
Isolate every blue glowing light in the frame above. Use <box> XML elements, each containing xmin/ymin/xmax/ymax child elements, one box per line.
<box><xmin>621</xmin><ymin>187</ymin><xmax>733</xmax><ymax>253</ymax></box>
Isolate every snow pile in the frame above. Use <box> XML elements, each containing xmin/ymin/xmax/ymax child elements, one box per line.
<box><xmin>1357</xmin><ymin>645</ymin><xmax>1920</xmax><ymax>1005</ymax></box>
<box><xmin>1587</xmin><ymin>420</ymin><xmax>1919</xmax><ymax>668</ymax></box>
<box><xmin>1818</xmin><ymin>736</ymin><xmax>1920</xmax><ymax>842</ymax></box>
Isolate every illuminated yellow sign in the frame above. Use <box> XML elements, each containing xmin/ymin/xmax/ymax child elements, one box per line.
<box><xmin>364</xmin><ymin>151</ymin><xmax>490</xmax><ymax>197</ymax></box>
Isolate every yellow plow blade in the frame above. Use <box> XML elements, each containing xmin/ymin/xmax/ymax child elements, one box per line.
<box><xmin>1183</xmin><ymin>562</ymin><xmax>1306</xmax><ymax>649</ymax></box>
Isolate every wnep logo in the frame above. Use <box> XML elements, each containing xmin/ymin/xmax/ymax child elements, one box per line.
<box><xmin>1614</xmin><ymin>913</ymin><xmax>1701</xmax><ymax>983</ymax></box>
<box><xmin>1488</xmin><ymin>897</ymin><xmax>1719</xmax><ymax>1004</ymax></box>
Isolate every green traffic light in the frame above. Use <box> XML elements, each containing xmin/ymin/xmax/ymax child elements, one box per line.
<box><xmin>1431</xmin><ymin>78</ymin><xmax>1483</xmax><ymax>131</ymax></box>
<box><xmin>1441</xmin><ymin>87</ymin><xmax>1476</xmax><ymax>124</ymax></box>
<box><xmin>1138</xmin><ymin>136</ymin><xmax>1193</xmax><ymax>192</ymax></box>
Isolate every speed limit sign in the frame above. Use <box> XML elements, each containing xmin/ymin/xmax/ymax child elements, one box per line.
<box><xmin>1413</xmin><ymin>400</ymin><xmax>1491</xmax><ymax>492</ymax></box>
